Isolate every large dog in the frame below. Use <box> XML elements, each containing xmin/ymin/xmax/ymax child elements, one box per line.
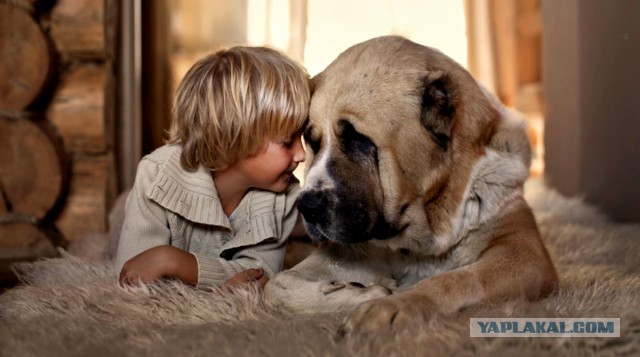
<box><xmin>264</xmin><ymin>36</ymin><xmax>558</xmax><ymax>336</ymax></box>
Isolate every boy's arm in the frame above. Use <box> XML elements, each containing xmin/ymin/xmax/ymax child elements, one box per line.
<box><xmin>119</xmin><ymin>245</ymin><xmax>198</xmax><ymax>285</ymax></box>
<box><xmin>120</xmin><ymin>243</ymin><xmax>276</xmax><ymax>289</ymax></box>
<box><xmin>193</xmin><ymin>237</ymin><xmax>286</xmax><ymax>289</ymax></box>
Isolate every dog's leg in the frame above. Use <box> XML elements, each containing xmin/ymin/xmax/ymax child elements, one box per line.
<box><xmin>339</xmin><ymin>203</ymin><xmax>558</xmax><ymax>336</ymax></box>
<box><xmin>264</xmin><ymin>243</ymin><xmax>396</xmax><ymax>314</ymax></box>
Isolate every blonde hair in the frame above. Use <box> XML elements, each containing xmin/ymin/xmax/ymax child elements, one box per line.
<box><xmin>168</xmin><ymin>46</ymin><xmax>311</xmax><ymax>172</ymax></box>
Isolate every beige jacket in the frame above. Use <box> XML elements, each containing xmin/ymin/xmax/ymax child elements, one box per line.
<box><xmin>114</xmin><ymin>144</ymin><xmax>300</xmax><ymax>289</ymax></box>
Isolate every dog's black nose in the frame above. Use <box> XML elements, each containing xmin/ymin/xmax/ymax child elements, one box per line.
<box><xmin>297</xmin><ymin>191</ymin><xmax>328</xmax><ymax>224</ymax></box>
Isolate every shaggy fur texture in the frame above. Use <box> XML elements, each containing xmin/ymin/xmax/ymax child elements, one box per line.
<box><xmin>1</xmin><ymin>179</ymin><xmax>639</xmax><ymax>356</ymax></box>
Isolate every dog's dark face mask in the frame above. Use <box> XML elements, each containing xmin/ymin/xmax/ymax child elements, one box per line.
<box><xmin>298</xmin><ymin>119</ymin><xmax>400</xmax><ymax>244</ymax></box>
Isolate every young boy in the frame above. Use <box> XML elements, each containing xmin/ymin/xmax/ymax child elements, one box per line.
<box><xmin>115</xmin><ymin>46</ymin><xmax>309</xmax><ymax>290</ymax></box>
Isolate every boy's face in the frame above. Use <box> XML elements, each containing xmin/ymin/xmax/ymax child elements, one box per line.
<box><xmin>237</xmin><ymin>132</ymin><xmax>305</xmax><ymax>192</ymax></box>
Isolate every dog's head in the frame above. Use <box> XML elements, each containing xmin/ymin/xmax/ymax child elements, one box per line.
<box><xmin>299</xmin><ymin>36</ymin><xmax>531</xmax><ymax>254</ymax></box>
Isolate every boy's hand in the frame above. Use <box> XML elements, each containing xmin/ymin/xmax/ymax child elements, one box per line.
<box><xmin>225</xmin><ymin>268</ymin><xmax>269</xmax><ymax>289</ymax></box>
<box><xmin>119</xmin><ymin>246</ymin><xmax>197</xmax><ymax>286</ymax></box>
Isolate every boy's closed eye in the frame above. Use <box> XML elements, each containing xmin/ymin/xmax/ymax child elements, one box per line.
<box><xmin>280</xmin><ymin>138</ymin><xmax>294</xmax><ymax>148</ymax></box>
<box><xmin>279</xmin><ymin>131</ymin><xmax>303</xmax><ymax>149</ymax></box>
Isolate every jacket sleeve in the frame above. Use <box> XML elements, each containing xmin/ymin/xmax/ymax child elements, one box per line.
<box><xmin>114</xmin><ymin>158</ymin><xmax>171</xmax><ymax>274</ymax></box>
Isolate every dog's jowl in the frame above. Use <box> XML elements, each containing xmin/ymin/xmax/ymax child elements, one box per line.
<box><xmin>264</xmin><ymin>36</ymin><xmax>558</xmax><ymax>337</ymax></box>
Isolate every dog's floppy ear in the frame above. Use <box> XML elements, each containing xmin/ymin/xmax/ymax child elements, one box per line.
<box><xmin>420</xmin><ymin>72</ymin><xmax>456</xmax><ymax>150</ymax></box>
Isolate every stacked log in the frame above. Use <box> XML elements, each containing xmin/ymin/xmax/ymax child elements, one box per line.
<box><xmin>0</xmin><ymin>0</ymin><xmax>116</xmax><ymax>281</ymax></box>
<box><xmin>0</xmin><ymin>2</ymin><xmax>59</xmax><ymax>274</ymax></box>
<box><xmin>48</xmin><ymin>0</ymin><xmax>106</xmax><ymax>60</ymax></box>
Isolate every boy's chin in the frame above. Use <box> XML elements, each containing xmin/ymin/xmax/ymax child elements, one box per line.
<box><xmin>262</xmin><ymin>177</ymin><xmax>290</xmax><ymax>193</ymax></box>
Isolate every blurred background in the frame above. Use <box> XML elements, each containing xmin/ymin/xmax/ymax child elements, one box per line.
<box><xmin>0</xmin><ymin>0</ymin><xmax>638</xmax><ymax>286</ymax></box>
<box><xmin>156</xmin><ymin>0</ymin><xmax>545</xmax><ymax>180</ymax></box>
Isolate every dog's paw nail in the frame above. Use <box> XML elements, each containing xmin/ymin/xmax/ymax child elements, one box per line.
<box><xmin>320</xmin><ymin>281</ymin><xmax>346</xmax><ymax>294</ymax></box>
<box><xmin>348</xmin><ymin>281</ymin><xmax>365</xmax><ymax>288</ymax></box>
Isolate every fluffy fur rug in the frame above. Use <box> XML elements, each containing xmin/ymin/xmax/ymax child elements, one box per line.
<box><xmin>1</xmin><ymin>179</ymin><xmax>639</xmax><ymax>356</ymax></box>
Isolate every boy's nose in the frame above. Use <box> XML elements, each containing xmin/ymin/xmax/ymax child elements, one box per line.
<box><xmin>293</xmin><ymin>139</ymin><xmax>306</xmax><ymax>162</ymax></box>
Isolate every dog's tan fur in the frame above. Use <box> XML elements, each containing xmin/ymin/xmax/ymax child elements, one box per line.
<box><xmin>264</xmin><ymin>36</ymin><xmax>557</xmax><ymax>336</ymax></box>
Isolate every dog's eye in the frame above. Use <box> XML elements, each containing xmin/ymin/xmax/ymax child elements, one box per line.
<box><xmin>339</xmin><ymin>120</ymin><xmax>377</xmax><ymax>162</ymax></box>
<box><xmin>303</xmin><ymin>125</ymin><xmax>321</xmax><ymax>154</ymax></box>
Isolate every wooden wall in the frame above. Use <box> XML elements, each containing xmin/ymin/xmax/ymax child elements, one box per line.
<box><xmin>0</xmin><ymin>0</ymin><xmax>117</xmax><ymax>283</ymax></box>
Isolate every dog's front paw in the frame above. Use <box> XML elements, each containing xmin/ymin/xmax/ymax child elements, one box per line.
<box><xmin>265</xmin><ymin>271</ymin><xmax>393</xmax><ymax>314</ymax></box>
<box><xmin>338</xmin><ymin>293</ymin><xmax>435</xmax><ymax>337</ymax></box>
